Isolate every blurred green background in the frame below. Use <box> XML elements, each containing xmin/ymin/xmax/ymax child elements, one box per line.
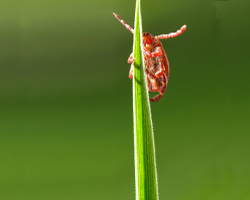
<box><xmin>0</xmin><ymin>0</ymin><xmax>249</xmax><ymax>199</ymax></box>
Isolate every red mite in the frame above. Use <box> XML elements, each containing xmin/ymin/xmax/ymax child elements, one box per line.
<box><xmin>113</xmin><ymin>13</ymin><xmax>186</xmax><ymax>102</ymax></box>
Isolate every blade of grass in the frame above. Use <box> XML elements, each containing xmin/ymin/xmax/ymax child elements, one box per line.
<box><xmin>132</xmin><ymin>0</ymin><xmax>159</xmax><ymax>200</ymax></box>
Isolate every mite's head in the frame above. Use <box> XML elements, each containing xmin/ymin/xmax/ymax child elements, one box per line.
<box><xmin>143</xmin><ymin>32</ymin><xmax>153</xmax><ymax>46</ymax></box>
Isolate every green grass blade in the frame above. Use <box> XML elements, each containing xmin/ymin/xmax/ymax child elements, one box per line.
<box><xmin>132</xmin><ymin>0</ymin><xmax>159</xmax><ymax>200</ymax></box>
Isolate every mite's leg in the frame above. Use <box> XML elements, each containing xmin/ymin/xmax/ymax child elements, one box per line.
<box><xmin>149</xmin><ymin>74</ymin><xmax>168</xmax><ymax>102</ymax></box>
<box><xmin>147</xmin><ymin>75</ymin><xmax>160</xmax><ymax>93</ymax></box>
<box><xmin>149</xmin><ymin>93</ymin><xmax>163</xmax><ymax>102</ymax></box>
<box><xmin>143</xmin><ymin>47</ymin><xmax>162</xmax><ymax>57</ymax></box>
<box><xmin>148</xmin><ymin>85</ymin><xmax>160</xmax><ymax>93</ymax></box>
<box><xmin>146</xmin><ymin>68</ymin><xmax>157</xmax><ymax>79</ymax></box>
<box><xmin>149</xmin><ymin>84</ymin><xmax>166</xmax><ymax>102</ymax></box>
<box><xmin>155</xmin><ymin>25</ymin><xmax>186</xmax><ymax>40</ymax></box>
<box><xmin>113</xmin><ymin>13</ymin><xmax>134</xmax><ymax>34</ymax></box>
<box><xmin>155</xmin><ymin>62</ymin><xmax>165</xmax><ymax>77</ymax></box>
<box><xmin>129</xmin><ymin>65</ymin><xmax>133</xmax><ymax>79</ymax></box>
<box><xmin>147</xmin><ymin>77</ymin><xmax>153</xmax><ymax>92</ymax></box>
<box><xmin>127</xmin><ymin>53</ymin><xmax>135</xmax><ymax>63</ymax></box>
<box><xmin>127</xmin><ymin>53</ymin><xmax>135</xmax><ymax>79</ymax></box>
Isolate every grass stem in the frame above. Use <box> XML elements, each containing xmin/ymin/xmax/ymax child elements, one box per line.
<box><xmin>132</xmin><ymin>0</ymin><xmax>159</xmax><ymax>199</ymax></box>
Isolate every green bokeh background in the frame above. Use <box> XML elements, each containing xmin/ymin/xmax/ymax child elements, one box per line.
<box><xmin>0</xmin><ymin>0</ymin><xmax>249</xmax><ymax>199</ymax></box>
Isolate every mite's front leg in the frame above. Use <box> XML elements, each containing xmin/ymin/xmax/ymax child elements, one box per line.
<box><xmin>155</xmin><ymin>25</ymin><xmax>186</xmax><ymax>40</ymax></box>
<box><xmin>143</xmin><ymin>47</ymin><xmax>162</xmax><ymax>57</ymax></box>
<box><xmin>127</xmin><ymin>53</ymin><xmax>135</xmax><ymax>63</ymax></box>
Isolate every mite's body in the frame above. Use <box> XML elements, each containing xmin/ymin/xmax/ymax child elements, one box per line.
<box><xmin>113</xmin><ymin>13</ymin><xmax>186</xmax><ymax>102</ymax></box>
